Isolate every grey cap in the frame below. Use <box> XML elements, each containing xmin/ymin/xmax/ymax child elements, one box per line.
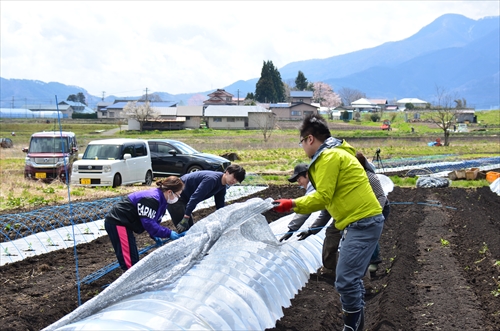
<box><xmin>288</xmin><ymin>163</ymin><xmax>309</xmax><ymax>183</ymax></box>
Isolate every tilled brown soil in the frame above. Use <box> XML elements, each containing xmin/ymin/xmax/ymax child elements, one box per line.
<box><xmin>0</xmin><ymin>185</ymin><xmax>499</xmax><ymax>331</ymax></box>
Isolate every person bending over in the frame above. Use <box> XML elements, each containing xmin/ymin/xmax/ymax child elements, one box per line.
<box><xmin>169</xmin><ymin>164</ymin><xmax>246</xmax><ymax>232</ymax></box>
<box><xmin>105</xmin><ymin>176</ymin><xmax>186</xmax><ymax>271</ymax></box>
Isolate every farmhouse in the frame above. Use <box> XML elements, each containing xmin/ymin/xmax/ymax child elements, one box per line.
<box><xmin>396</xmin><ymin>98</ymin><xmax>428</xmax><ymax>110</ymax></box>
<box><xmin>269</xmin><ymin>91</ymin><xmax>319</xmax><ymax>120</ymax></box>
<box><xmin>204</xmin><ymin>105</ymin><xmax>274</xmax><ymax>129</ymax></box>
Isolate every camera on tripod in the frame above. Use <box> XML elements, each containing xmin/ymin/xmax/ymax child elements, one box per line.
<box><xmin>373</xmin><ymin>148</ymin><xmax>384</xmax><ymax>173</ymax></box>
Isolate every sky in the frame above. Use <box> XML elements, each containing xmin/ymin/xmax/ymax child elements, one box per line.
<box><xmin>1</xmin><ymin>1</ymin><xmax>499</xmax><ymax>98</ymax></box>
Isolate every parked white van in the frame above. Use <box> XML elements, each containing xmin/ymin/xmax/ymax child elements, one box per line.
<box><xmin>71</xmin><ymin>138</ymin><xmax>153</xmax><ymax>187</ymax></box>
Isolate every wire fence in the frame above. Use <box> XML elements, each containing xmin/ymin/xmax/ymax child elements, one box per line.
<box><xmin>0</xmin><ymin>183</ymin><xmax>269</xmax><ymax>266</ymax></box>
<box><xmin>0</xmin><ymin>197</ymin><xmax>121</xmax><ymax>243</ymax></box>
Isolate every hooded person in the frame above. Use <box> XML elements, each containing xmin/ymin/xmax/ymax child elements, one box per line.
<box><xmin>273</xmin><ymin>113</ymin><xmax>384</xmax><ymax>331</ymax></box>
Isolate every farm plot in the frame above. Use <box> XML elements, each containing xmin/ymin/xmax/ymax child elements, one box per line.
<box><xmin>0</xmin><ymin>185</ymin><xmax>499</xmax><ymax>330</ymax></box>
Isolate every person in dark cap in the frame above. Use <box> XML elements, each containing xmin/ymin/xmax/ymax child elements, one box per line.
<box><xmin>279</xmin><ymin>163</ymin><xmax>338</xmax><ymax>278</ymax></box>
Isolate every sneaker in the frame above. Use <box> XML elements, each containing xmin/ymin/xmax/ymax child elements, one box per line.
<box><xmin>368</xmin><ymin>264</ymin><xmax>378</xmax><ymax>273</ymax></box>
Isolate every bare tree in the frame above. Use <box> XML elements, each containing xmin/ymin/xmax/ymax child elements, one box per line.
<box><xmin>428</xmin><ymin>86</ymin><xmax>458</xmax><ymax>146</ymax></box>
<box><xmin>123</xmin><ymin>101</ymin><xmax>159</xmax><ymax>132</ymax></box>
<box><xmin>337</xmin><ymin>87</ymin><xmax>366</xmax><ymax>106</ymax></box>
<box><xmin>139</xmin><ymin>94</ymin><xmax>163</xmax><ymax>102</ymax></box>
<box><xmin>249</xmin><ymin>112</ymin><xmax>276</xmax><ymax>142</ymax></box>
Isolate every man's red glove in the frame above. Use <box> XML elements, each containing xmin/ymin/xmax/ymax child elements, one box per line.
<box><xmin>273</xmin><ymin>199</ymin><xmax>293</xmax><ymax>213</ymax></box>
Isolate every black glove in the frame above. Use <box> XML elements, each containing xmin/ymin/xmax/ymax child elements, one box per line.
<box><xmin>279</xmin><ymin>231</ymin><xmax>293</xmax><ymax>242</ymax></box>
<box><xmin>297</xmin><ymin>229</ymin><xmax>313</xmax><ymax>241</ymax></box>
<box><xmin>176</xmin><ymin>216</ymin><xmax>190</xmax><ymax>232</ymax></box>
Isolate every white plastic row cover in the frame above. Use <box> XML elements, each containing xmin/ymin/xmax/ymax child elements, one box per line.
<box><xmin>47</xmin><ymin>198</ymin><xmax>326</xmax><ymax>331</ymax></box>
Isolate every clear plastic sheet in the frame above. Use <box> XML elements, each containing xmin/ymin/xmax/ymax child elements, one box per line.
<box><xmin>44</xmin><ymin>198</ymin><xmax>326</xmax><ymax>331</ymax></box>
<box><xmin>416</xmin><ymin>176</ymin><xmax>450</xmax><ymax>188</ymax></box>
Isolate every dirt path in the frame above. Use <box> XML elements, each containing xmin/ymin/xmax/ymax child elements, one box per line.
<box><xmin>100</xmin><ymin>125</ymin><xmax>128</xmax><ymax>136</ymax></box>
<box><xmin>411</xmin><ymin>196</ymin><xmax>484</xmax><ymax>330</ymax></box>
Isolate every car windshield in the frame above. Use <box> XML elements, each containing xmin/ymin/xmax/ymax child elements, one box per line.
<box><xmin>83</xmin><ymin>144</ymin><xmax>122</xmax><ymax>160</ymax></box>
<box><xmin>30</xmin><ymin>137</ymin><xmax>69</xmax><ymax>153</ymax></box>
<box><xmin>169</xmin><ymin>141</ymin><xmax>199</xmax><ymax>155</ymax></box>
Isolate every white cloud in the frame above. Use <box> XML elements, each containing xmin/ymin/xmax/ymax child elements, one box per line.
<box><xmin>1</xmin><ymin>1</ymin><xmax>499</xmax><ymax>96</ymax></box>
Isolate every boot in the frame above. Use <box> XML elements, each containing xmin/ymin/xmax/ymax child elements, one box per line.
<box><xmin>342</xmin><ymin>308</ymin><xmax>364</xmax><ymax>331</ymax></box>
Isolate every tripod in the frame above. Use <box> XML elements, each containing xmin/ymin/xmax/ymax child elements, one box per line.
<box><xmin>372</xmin><ymin>148</ymin><xmax>385</xmax><ymax>173</ymax></box>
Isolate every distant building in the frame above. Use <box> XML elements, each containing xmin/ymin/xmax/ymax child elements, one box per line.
<box><xmin>204</xmin><ymin>105</ymin><xmax>273</xmax><ymax>129</ymax></box>
<box><xmin>26</xmin><ymin>104</ymin><xmax>73</xmax><ymax>118</ymax></box>
<box><xmin>100</xmin><ymin>100</ymin><xmax>177</xmax><ymax>119</ymax></box>
<box><xmin>332</xmin><ymin>106</ymin><xmax>354</xmax><ymax>120</ymax></box>
<box><xmin>456</xmin><ymin>110</ymin><xmax>476</xmax><ymax>123</ymax></box>
<box><xmin>351</xmin><ymin>98</ymin><xmax>380</xmax><ymax>112</ymax></box>
<box><xmin>396</xmin><ymin>98</ymin><xmax>428</xmax><ymax>110</ymax></box>
<box><xmin>203</xmin><ymin>89</ymin><xmax>237</xmax><ymax>107</ymax></box>
<box><xmin>0</xmin><ymin>108</ymin><xmax>61</xmax><ymax>119</ymax></box>
<box><xmin>58</xmin><ymin>101</ymin><xmax>95</xmax><ymax>114</ymax></box>
<box><xmin>177</xmin><ymin>105</ymin><xmax>204</xmax><ymax>128</ymax></box>
<box><xmin>268</xmin><ymin>90</ymin><xmax>318</xmax><ymax>120</ymax></box>
<box><xmin>289</xmin><ymin>91</ymin><xmax>313</xmax><ymax>104</ymax></box>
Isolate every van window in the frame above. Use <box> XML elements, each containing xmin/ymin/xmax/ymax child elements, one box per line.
<box><xmin>135</xmin><ymin>143</ymin><xmax>147</xmax><ymax>157</ymax></box>
<box><xmin>122</xmin><ymin>145</ymin><xmax>135</xmax><ymax>158</ymax></box>
<box><xmin>30</xmin><ymin>137</ymin><xmax>70</xmax><ymax>153</ymax></box>
<box><xmin>83</xmin><ymin>144</ymin><xmax>121</xmax><ymax>160</ymax></box>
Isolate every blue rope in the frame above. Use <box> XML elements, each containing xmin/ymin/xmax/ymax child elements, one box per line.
<box><xmin>56</xmin><ymin>96</ymin><xmax>82</xmax><ymax>306</ymax></box>
<box><xmin>81</xmin><ymin>238</ymin><xmax>172</xmax><ymax>285</ymax></box>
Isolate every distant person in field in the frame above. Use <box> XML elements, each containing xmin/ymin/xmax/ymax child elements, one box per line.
<box><xmin>104</xmin><ymin>176</ymin><xmax>186</xmax><ymax>271</ymax></box>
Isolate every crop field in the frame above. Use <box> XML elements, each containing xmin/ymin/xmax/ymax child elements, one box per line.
<box><xmin>0</xmin><ymin>113</ymin><xmax>499</xmax><ymax>330</ymax></box>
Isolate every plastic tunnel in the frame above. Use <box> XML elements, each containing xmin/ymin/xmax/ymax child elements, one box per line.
<box><xmin>43</xmin><ymin>198</ymin><xmax>327</xmax><ymax>331</ymax></box>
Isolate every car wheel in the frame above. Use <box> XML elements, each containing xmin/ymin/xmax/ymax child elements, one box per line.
<box><xmin>112</xmin><ymin>173</ymin><xmax>122</xmax><ymax>188</ymax></box>
<box><xmin>143</xmin><ymin>170</ymin><xmax>153</xmax><ymax>186</ymax></box>
<box><xmin>187</xmin><ymin>165</ymin><xmax>203</xmax><ymax>173</ymax></box>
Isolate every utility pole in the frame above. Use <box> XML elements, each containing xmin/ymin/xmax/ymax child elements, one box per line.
<box><xmin>11</xmin><ymin>96</ymin><xmax>14</xmax><ymax>108</ymax></box>
<box><xmin>144</xmin><ymin>87</ymin><xmax>149</xmax><ymax>102</ymax></box>
<box><xmin>237</xmin><ymin>89</ymin><xmax>240</xmax><ymax>105</ymax></box>
<box><xmin>102</xmin><ymin>91</ymin><xmax>106</xmax><ymax>101</ymax></box>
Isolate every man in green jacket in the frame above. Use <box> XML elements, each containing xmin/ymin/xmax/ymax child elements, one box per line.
<box><xmin>273</xmin><ymin>114</ymin><xmax>384</xmax><ymax>331</ymax></box>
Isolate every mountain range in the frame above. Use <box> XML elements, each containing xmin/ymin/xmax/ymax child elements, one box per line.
<box><xmin>1</xmin><ymin>13</ymin><xmax>499</xmax><ymax>110</ymax></box>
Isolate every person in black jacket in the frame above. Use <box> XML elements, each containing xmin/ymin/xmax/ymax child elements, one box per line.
<box><xmin>279</xmin><ymin>163</ymin><xmax>338</xmax><ymax>278</ymax></box>
<box><xmin>104</xmin><ymin>176</ymin><xmax>185</xmax><ymax>270</ymax></box>
<box><xmin>169</xmin><ymin>164</ymin><xmax>246</xmax><ymax>232</ymax></box>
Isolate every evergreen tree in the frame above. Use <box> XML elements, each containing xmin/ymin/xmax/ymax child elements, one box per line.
<box><xmin>272</xmin><ymin>65</ymin><xmax>286</xmax><ymax>102</ymax></box>
<box><xmin>67</xmin><ymin>92</ymin><xmax>87</xmax><ymax>105</ymax></box>
<box><xmin>255</xmin><ymin>61</ymin><xmax>277</xmax><ymax>103</ymax></box>
<box><xmin>295</xmin><ymin>71</ymin><xmax>308</xmax><ymax>91</ymax></box>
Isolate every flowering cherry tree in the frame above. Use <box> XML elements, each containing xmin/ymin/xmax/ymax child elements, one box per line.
<box><xmin>187</xmin><ymin>94</ymin><xmax>206</xmax><ymax>106</ymax></box>
<box><xmin>312</xmin><ymin>82</ymin><xmax>341</xmax><ymax>108</ymax></box>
